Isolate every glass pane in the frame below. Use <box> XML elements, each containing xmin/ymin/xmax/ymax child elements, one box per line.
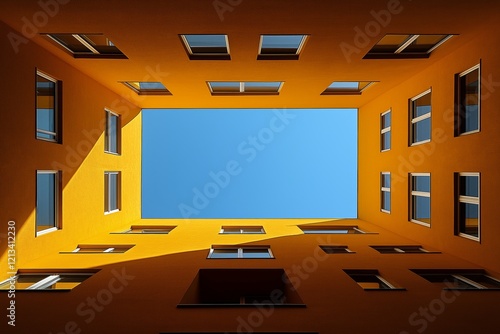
<box><xmin>36</xmin><ymin>75</ymin><xmax>56</xmax><ymax>140</ymax></box>
<box><xmin>381</xmin><ymin>132</ymin><xmax>391</xmax><ymax>150</ymax></box>
<box><xmin>36</xmin><ymin>173</ymin><xmax>56</xmax><ymax>232</ymax></box>
<box><xmin>53</xmin><ymin>274</ymin><xmax>92</xmax><ymax>289</ymax></box>
<box><xmin>261</xmin><ymin>35</ymin><xmax>304</xmax><ymax>54</ymax></box>
<box><xmin>351</xmin><ymin>275</ymin><xmax>391</xmax><ymax>289</ymax></box>
<box><xmin>210</xmin><ymin>82</ymin><xmax>240</xmax><ymax>93</ymax></box>
<box><xmin>109</xmin><ymin>173</ymin><xmax>118</xmax><ymax>211</ymax></box>
<box><xmin>412</xmin><ymin>118</ymin><xmax>431</xmax><ymax>143</ymax></box>
<box><xmin>321</xmin><ymin>246</ymin><xmax>349</xmax><ymax>254</ymax></box>
<box><xmin>382</xmin><ymin>112</ymin><xmax>391</xmax><ymax>128</ymax></box>
<box><xmin>382</xmin><ymin>174</ymin><xmax>391</xmax><ymax>188</ymax></box>
<box><xmin>460</xmin><ymin>69</ymin><xmax>479</xmax><ymax>133</ymax></box>
<box><xmin>413</xmin><ymin>175</ymin><xmax>430</xmax><ymax>192</ymax></box>
<box><xmin>50</xmin><ymin>34</ymin><xmax>92</xmax><ymax>53</ymax></box>
<box><xmin>303</xmin><ymin>229</ymin><xmax>349</xmax><ymax>234</ymax></box>
<box><xmin>382</xmin><ymin>191</ymin><xmax>391</xmax><ymax>212</ymax></box>
<box><xmin>462</xmin><ymin>274</ymin><xmax>500</xmax><ymax>289</ymax></box>
<box><xmin>459</xmin><ymin>202</ymin><xmax>479</xmax><ymax>237</ymax></box>
<box><xmin>412</xmin><ymin>195</ymin><xmax>430</xmax><ymax>224</ymax></box>
<box><xmin>402</xmin><ymin>35</ymin><xmax>448</xmax><ymax>53</ymax></box>
<box><xmin>413</xmin><ymin>93</ymin><xmax>431</xmax><ymax>118</ymax></box>
<box><xmin>107</xmin><ymin>113</ymin><xmax>118</xmax><ymax>153</ymax></box>
<box><xmin>240</xmin><ymin>227</ymin><xmax>264</xmax><ymax>234</ymax></box>
<box><xmin>328</xmin><ymin>82</ymin><xmax>359</xmax><ymax>90</ymax></box>
<box><xmin>244</xmin><ymin>82</ymin><xmax>281</xmax><ymax>92</ymax></box>
<box><xmin>460</xmin><ymin>175</ymin><xmax>479</xmax><ymax>197</ymax></box>
<box><xmin>242</xmin><ymin>249</ymin><xmax>272</xmax><ymax>258</ymax></box>
<box><xmin>81</xmin><ymin>35</ymin><xmax>122</xmax><ymax>55</ymax></box>
<box><xmin>371</xmin><ymin>34</ymin><xmax>410</xmax><ymax>53</ymax></box>
<box><xmin>210</xmin><ymin>249</ymin><xmax>238</xmax><ymax>258</ymax></box>
<box><xmin>184</xmin><ymin>34</ymin><xmax>228</xmax><ymax>54</ymax></box>
<box><xmin>139</xmin><ymin>82</ymin><xmax>167</xmax><ymax>90</ymax></box>
<box><xmin>423</xmin><ymin>274</ymin><xmax>477</xmax><ymax>289</ymax></box>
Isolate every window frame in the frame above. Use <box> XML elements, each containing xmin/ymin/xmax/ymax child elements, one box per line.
<box><xmin>35</xmin><ymin>170</ymin><xmax>61</xmax><ymax>237</ymax></box>
<box><xmin>409</xmin><ymin>89</ymin><xmax>432</xmax><ymax>146</ymax></box>
<box><xmin>180</xmin><ymin>34</ymin><xmax>230</xmax><ymax>60</ymax></box>
<box><xmin>104</xmin><ymin>171</ymin><xmax>121</xmax><ymax>214</ymax></box>
<box><xmin>380</xmin><ymin>109</ymin><xmax>391</xmax><ymax>152</ymax></box>
<box><xmin>411</xmin><ymin>269</ymin><xmax>500</xmax><ymax>290</ymax></box>
<box><xmin>111</xmin><ymin>225</ymin><xmax>176</xmax><ymax>234</ymax></box>
<box><xmin>371</xmin><ymin>245</ymin><xmax>439</xmax><ymax>254</ymax></box>
<box><xmin>409</xmin><ymin>173</ymin><xmax>431</xmax><ymax>227</ymax></box>
<box><xmin>257</xmin><ymin>34</ymin><xmax>308</xmax><ymax>60</ymax></box>
<box><xmin>61</xmin><ymin>244</ymin><xmax>134</xmax><ymax>254</ymax></box>
<box><xmin>299</xmin><ymin>226</ymin><xmax>376</xmax><ymax>234</ymax></box>
<box><xmin>219</xmin><ymin>226</ymin><xmax>265</xmax><ymax>234</ymax></box>
<box><xmin>104</xmin><ymin>109</ymin><xmax>121</xmax><ymax>155</ymax></box>
<box><xmin>121</xmin><ymin>81</ymin><xmax>171</xmax><ymax>95</ymax></box>
<box><xmin>0</xmin><ymin>270</ymin><xmax>96</xmax><ymax>291</ymax></box>
<box><xmin>344</xmin><ymin>270</ymin><xmax>405</xmax><ymax>290</ymax></box>
<box><xmin>455</xmin><ymin>64</ymin><xmax>481</xmax><ymax>136</ymax></box>
<box><xmin>320</xmin><ymin>245</ymin><xmax>355</xmax><ymax>254</ymax></box>
<box><xmin>321</xmin><ymin>81</ymin><xmax>376</xmax><ymax>95</ymax></box>
<box><xmin>207</xmin><ymin>81</ymin><xmax>283</xmax><ymax>95</ymax></box>
<box><xmin>363</xmin><ymin>34</ymin><xmax>454</xmax><ymax>59</ymax></box>
<box><xmin>36</xmin><ymin>70</ymin><xmax>62</xmax><ymax>143</ymax></box>
<box><xmin>381</xmin><ymin>172</ymin><xmax>391</xmax><ymax>213</ymax></box>
<box><xmin>455</xmin><ymin>172</ymin><xmax>480</xmax><ymax>242</ymax></box>
<box><xmin>44</xmin><ymin>33</ymin><xmax>127</xmax><ymax>59</ymax></box>
<box><xmin>207</xmin><ymin>246</ymin><xmax>274</xmax><ymax>259</ymax></box>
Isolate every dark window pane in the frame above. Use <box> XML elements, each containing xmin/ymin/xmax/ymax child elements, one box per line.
<box><xmin>460</xmin><ymin>175</ymin><xmax>479</xmax><ymax>197</ymax></box>
<box><xmin>109</xmin><ymin>173</ymin><xmax>118</xmax><ymax>211</ymax></box>
<box><xmin>261</xmin><ymin>35</ymin><xmax>304</xmax><ymax>54</ymax></box>
<box><xmin>382</xmin><ymin>112</ymin><xmax>391</xmax><ymax>128</ymax></box>
<box><xmin>413</xmin><ymin>93</ymin><xmax>431</xmax><ymax>118</ymax></box>
<box><xmin>382</xmin><ymin>174</ymin><xmax>391</xmax><ymax>188</ymax></box>
<box><xmin>413</xmin><ymin>195</ymin><xmax>430</xmax><ymax>223</ymax></box>
<box><xmin>382</xmin><ymin>191</ymin><xmax>391</xmax><ymax>211</ymax></box>
<box><xmin>242</xmin><ymin>249</ymin><xmax>271</xmax><ymax>258</ymax></box>
<box><xmin>413</xmin><ymin>176</ymin><xmax>430</xmax><ymax>192</ymax></box>
<box><xmin>459</xmin><ymin>202</ymin><xmax>479</xmax><ymax>237</ymax></box>
<box><xmin>402</xmin><ymin>35</ymin><xmax>449</xmax><ymax>53</ymax></box>
<box><xmin>210</xmin><ymin>249</ymin><xmax>238</xmax><ymax>258</ymax></box>
<box><xmin>412</xmin><ymin>117</ymin><xmax>431</xmax><ymax>143</ymax></box>
<box><xmin>36</xmin><ymin>173</ymin><xmax>56</xmax><ymax>232</ymax></box>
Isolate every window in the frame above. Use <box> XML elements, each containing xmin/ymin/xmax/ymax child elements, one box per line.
<box><xmin>180</xmin><ymin>34</ymin><xmax>230</xmax><ymax>60</ymax></box>
<box><xmin>299</xmin><ymin>226</ymin><xmax>373</xmax><ymax>234</ymax></box>
<box><xmin>178</xmin><ymin>269</ymin><xmax>305</xmax><ymax>307</ymax></box>
<box><xmin>36</xmin><ymin>171</ymin><xmax>60</xmax><ymax>236</ymax></box>
<box><xmin>104</xmin><ymin>171</ymin><xmax>120</xmax><ymax>214</ymax></box>
<box><xmin>45</xmin><ymin>33</ymin><xmax>127</xmax><ymax>58</ymax></box>
<box><xmin>364</xmin><ymin>34</ymin><xmax>454</xmax><ymax>59</ymax></box>
<box><xmin>344</xmin><ymin>270</ymin><xmax>404</xmax><ymax>290</ymax></box>
<box><xmin>321</xmin><ymin>81</ymin><xmax>376</xmax><ymax>95</ymax></box>
<box><xmin>455</xmin><ymin>64</ymin><xmax>480</xmax><ymax>135</ymax></box>
<box><xmin>0</xmin><ymin>271</ymin><xmax>95</xmax><ymax>290</ymax></box>
<box><xmin>105</xmin><ymin>110</ymin><xmax>120</xmax><ymax>154</ymax></box>
<box><xmin>121</xmin><ymin>81</ymin><xmax>171</xmax><ymax>95</ymax></box>
<box><xmin>258</xmin><ymin>34</ymin><xmax>308</xmax><ymax>60</ymax></box>
<box><xmin>455</xmin><ymin>173</ymin><xmax>480</xmax><ymax>241</ymax></box>
<box><xmin>61</xmin><ymin>245</ymin><xmax>134</xmax><ymax>254</ymax></box>
<box><xmin>208</xmin><ymin>246</ymin><xmax>273</xmax><ymax>259</ymax></box>
<box><xmin>381</xmin><ymin>172</ymin><xmax>391</xmax><ymax>213</ymax></box>
<box><xmin>371</xmin><ymin>246</ymin><xmax>438</xmax><ymax>254</ymax></box>
<box><xmin>410</xmin><ymin>89</ymin><xmax>432</xmax><ymax>145</ymax></box>
<box><xmin>36</xmin><ymin>71</ymin><xmax>61</xmax><ymax>142</ymax></box>
<box><xmin>411</xmin><ymin>269</ymin><xmax>500</xmax><ymax>290</ymax></box>
<box><xmin>380</xmin><ymin>110</ymin><xmax>391</xmax><ymax>151</ymax></box>
<box><xmin>208</xmin><ymin>81</ymin><xmax>283</xmax><ymax>95</ymax></box>
<box><xmin>220</xmin><ymin>226</ymin><xmax>265</xmax><ymax>234</ymax></box>
<box><xmin>410</xmin><ymin>173</ymin><xmax>431</xmax><ymax>227</ymax></box>
<box><xmin>112</xmin><ymin>225</ymin><xmax>175</xmax><ymax>234</ymax></box>
<box><xmin>320</xmin><ymin>245</ymin><xmax>355</xmax><ymax>254</ymax></box>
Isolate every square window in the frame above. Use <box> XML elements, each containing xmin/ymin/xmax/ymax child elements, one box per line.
<box><xmin>181</xmin><ymin>34</ymin><xmax>230</xmax><ymax>60</ymax></box>
<box><xmin>220</xmin><ymin>226</ymin><xmax>265</xmax><ymax>234</ymax></box>
<box><xmin>104</xmin><ymin>171</ymin><xmax>120</xmax><ymax>214</ymax></box>
<box><xmin>36</xmin><ymin>171</ymin><xmax>60</xmax><ymax>236</ymax></box>
<box><xmin>364</xmin><ymin>34</ymin><xmax>454</xmax><ymax>59</ymax></box>
<box><xmin>320</xmin><ymin>245</ymin><xmax>355</xmax><ymax>254</ymax></box>
<box><xmin>344</xmin><ymin>270</ymin><xmax>404</xmax><ymax>290</ymax></box>
<box><xmin>208</xmin><ymin>246</ymin><xmax>273</xmax><ymax>259</ymax></box>
<box><xmin>0</xmin><ymin>271</ymin><xmax>95</xmax><ymax>290</ymax></box>
<box><xmin>258</xmin><ymin>34</ymin><xmax>308</xmax><ymax>60</ymax></box>
<box><xmin>36</xmin><ymin>71</ymin><xmax>61</xmax><ymax>142</ymax></box>
<box><xmin>122</xmin><ymin>81</ymin><xmax>171</xmax><ymax>95</ymax></box>
<box><xmin>455</xmin><ymin>173</ymin><xmax>480</xmax><ymax>241</ymax></box>
<box><xmin>410</xmin><ymin>173</ymin><xmax>431</xmax><ymax>227</ymax></box>
<box><xmin>456</xmin><ymin>65</ymin><xmax>480</xmax><ymax>135</ymax></box>
<box><xmin>45</xmin><ymin>33</ymin><xmax>126</xmax><ymax>58</ymax></box>
<box><xmin>381</xmin><ymin>172</ymin><xmax>391</xmax><ymax>213</ymax></box>
<box><xmin>410</xmin><ymin>90</ymin><xmax>432</xmax><ymax>145</ymax></box>
<box><xmin>380</xmin><ymin>110</ymin><xmax>391</xmax><ymax>151</ymax></box>
<box><xmin>322</xmin><ymin>81</ymin><xmax>376</xmax><ymax>95</ymax></box>
<box><xmin>105</xmin><ymin>110</ymin><xmax>121</xmax><ymax>154</ymax></box>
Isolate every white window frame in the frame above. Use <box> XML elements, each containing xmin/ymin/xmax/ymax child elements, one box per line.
<box><xmin>410</xmin><ymin>89</ymin><xmax>432</xmax><ymax>146</ymax></box>
<box><xmin>207</xmin><ymin>246</ymin><xmax>274</xmax><ymax>259</ymax></box>
<box><xmin>36</xmin><ymin>71</ymin><xmax>59</xmax><ymax>143</ymax></box>
<box><xmin>380</xmin><ymin>110</ymin><xmax>391</xmax><ymax>152</ymax></box>
<box><xmin>381</xmin><ymin>172</ymin><xmax>391</xmax><ymax>213</ymax></box>
<box><xmin>104</xmin><ymin>109</ymin><xmax>120</xmax><ymax>155</ymax></box>
<box><xmin>36</xmin><ymin>170</ymin><xmax>60</xmax><ymax>237</ymax></box>
<box><xmin>410</xmin><ymin>173</ymin><xmax>431</xmax><ymax>227</ymax></box>
<box><xmin>457</xmin><ymin>64</ymin><xmax>481</xmax><ymax>136</ymax></box>
<box><xmin>104</xmin><ymin>171</ymin><xmax>120</xmax><ymax>214</ymax></box>
<box><xmin>457</xmin><ymin>172</ymin><xmax>480</xmax><ymax>242</ymax></box>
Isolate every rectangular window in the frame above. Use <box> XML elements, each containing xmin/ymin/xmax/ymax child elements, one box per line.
<box><xmin>45</xmin><ymin>33</ymin><xmax>127</xmax><ymax>59</ymax></box>
<box><xmin>410</xmin><ymin>173</ymin><xmax>431</xmax><ymax>227</ymax></box>
<box><xmin>208</xmin><ymin>81</ymin><xmax>283</xmax><ymax>95</ymax></box>
<box><xmin>180</xmin><ymin>34</ymin><xmax>230</xmax><ymax>60</ymax></box>
<box><xmin>381</xmin><ymin>172</ymin><xmax>391</xmax><ymax>213</ymax></box>
<box><xmin>36</xmin><ymin>71</ymin><xmax>60</xmax><ymax>142</ymax></box>
<box><xmin>410</xmin><ymin>89</ymin><xmax>431</xmax><ymax>145</ymax></box>
<box><xmin>300</xmin><ymin>226</ymin><xmax>373</xmax><ymax>234</ymax></box>
<box><xmin>121</xmin><ymin>81</ymin><xmax>171</xmax><ymax>95</ymax></box>
<box><xmin>455</xmin><ymin>64</ymin><xmax>480</xmax><ymax>135</ymax></box>
<box><xmin>220</xmin><ymin>226</ymin><xmax>265</xmax><ymax>234</ymax></box>
<box><xmin>112</xmin><ymin>225</ymin><xmax>176</xmax><ymax>234</ymax></box>
<box><xmin>371</xmin><ymin>246</ymin><xmax>438</xmax><ymax>254</ymax></box>
<box><xmin>320</xmin><ymin>245</ymin><xmax>355</xmax><ymax>254</ymax></box>
<box><xmin>36</xmin><ymin>171</ymin><xmax>60</xmax><ymax>236</ymax></box>
<box><xmin>411</xmin><ymin>269</ymin><xmax>500</xmax><ymax>290</ymax></box>
<box><xmin>104</xmin><ymin>171</ymin><xmax>120</xmax><ymax>214</ymax></box>
<box><xmin>258</xmin><ymin>34</ymin><xmax>308</xmax><ymax>60</ymax></box>
<box><xmin>0</xmin><ymin>271</ymin><xmax>95</xmax><ymax>290</ymax></box>
<box><xmin>364</xmin><ymin>34</ymin><xmax>454</xmax><ymax>59</ymax></box>
<box><xmin>208</xmin><ymin>246</ymin><xmax>273</xmax><ymax>259</ymax></box>
<box><xmin>321</xmin><ymin>81</ymin><xmax>376</xmax><ymax>95</ymax></box>
<box><xmin>380</xmin><ymin>110</ymin><xmax>391</xmax><ymax>151</ymax></box>
<box><xmin>455</xmin><ymin>173</ymin><xmax>480</xmax><ymax>241</ymax></box>
<box><xmin>105</xmin><ymin>110</ymin><xmax>121</xmax><ymax>154</ymax></box>
<box><xmin>344</xmin><ymin>270</ymin><xmax>404</xmax><ymax>290</ymax></box>
<box><xmin>61</xmin><ymin>245</ymin><xmax>134</xmax><ymax>254</ymax></box>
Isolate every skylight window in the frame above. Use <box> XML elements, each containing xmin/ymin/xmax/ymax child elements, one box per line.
<box><xmin>258</xmin><ymin>34</ymin><xmax>308</xmax><ymax>60</ymax></box>
<box><xmin>45</xmin><ymin>34</ymin><xmax>126</xmax><ymax>58</ymax></box>
<box><xmin>322</xmin><ymin>81</ymin><xmax>376</xmax><ymax>95</ymax></box>
<box><xmin>122</xmin><ymin>81</ymin><xmax>171</xmax><ymax>95</ymax></box>
<box><xmin>364</xmin><ymin>34</ymin><xmax>454</xmax><ymax>59</ymax></box>
<box><xmin>208</xmin><ymin>81</ymin><xmax>283</xmax><ymax>95</ymax></box>
<box><xmin>181</xmin><ymin>34</ymin><xmax>230</xmax><ymax>60</ymax></box>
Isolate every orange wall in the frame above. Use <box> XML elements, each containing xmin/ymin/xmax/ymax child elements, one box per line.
<box><xmin>359</xmin><ymin>22</ymin><xmax>500</xmax><ymax>273</ymax></box>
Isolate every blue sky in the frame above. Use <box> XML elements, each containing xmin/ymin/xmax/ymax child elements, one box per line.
<box><xmin>142</xmin><ymin>108</ymin><xmax>357</xmax><ymax>218</ymax></box>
